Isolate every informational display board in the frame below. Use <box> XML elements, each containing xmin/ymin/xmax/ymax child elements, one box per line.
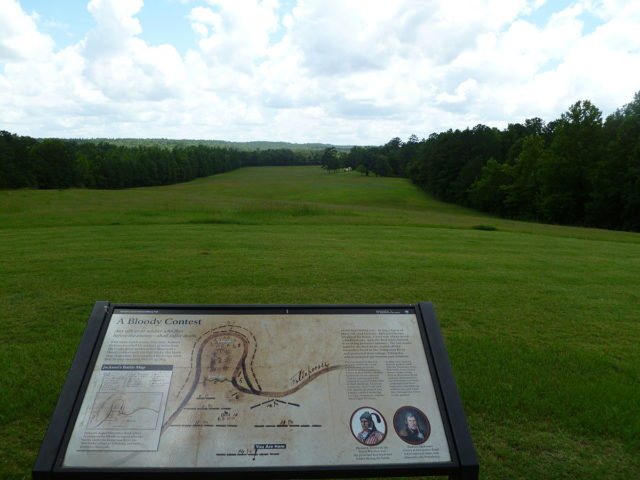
<box><xmin>33</xmin><ymin>302</ymin><xmax>478</xmax><ymax>479</ymax></box>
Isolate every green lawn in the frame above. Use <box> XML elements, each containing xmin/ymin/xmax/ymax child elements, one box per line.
<box><xmin>1</xmin><ymin>166</ymin><xmax>638</xmax><ymax>479</ymax></box>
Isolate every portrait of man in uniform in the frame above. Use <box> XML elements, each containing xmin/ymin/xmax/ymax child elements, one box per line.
<box><xmin>393</xmin><ymin>406</ymin><xmax>430</xmax><ymax>445</ymax></box>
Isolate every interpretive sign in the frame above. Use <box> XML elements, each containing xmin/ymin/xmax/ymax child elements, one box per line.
<box><xmin>33</xmin><ymin>302</ymin><xmax>478</xmax><ymax>479</ymax></box>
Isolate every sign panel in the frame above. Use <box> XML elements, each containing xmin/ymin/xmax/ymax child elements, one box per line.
<box><xmin>34</xmin><ymin>303</ymin><xmax>478</xmax><ymax>479</ymax></box>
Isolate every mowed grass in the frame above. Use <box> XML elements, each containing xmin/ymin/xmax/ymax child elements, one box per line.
<box><xmin>0</xmin><ymin>166</ymin><xmax>639</xmax><ymax>479</ymax></box>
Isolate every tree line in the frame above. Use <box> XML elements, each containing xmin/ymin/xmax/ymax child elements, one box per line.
<box><xmin>3</xmin><ymin>92</ymin><xmax>639</xmax><ymax>231</ymax></box>
<box><xmin>0</xmin><ymin>134</ymin><xmax>319</xmax><ymax>190</ymax></box>
<box><xmin>332</xmin><ymin>92</ymin><xmax>640</xmax><ymax>232</ymax></box>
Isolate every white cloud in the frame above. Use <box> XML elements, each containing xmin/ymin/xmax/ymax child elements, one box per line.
<box><xmin>78</xmin><ymin>0</ymin><xmax>188</xmax><ymax>101</ymax></box>
<box><xmin>190</xmin><ymin>0</ymin><xmax>280</xmax><ymax>70</ymax></box>
<box><xmin>1</xmin><ymin>0</ymin><xmax>640</xmax><ymax>143</ymax></box>
<box><xmin>189</xmin><ymin>6</ymin><xmax>221</xmax><ymax>38</ymax></box>
<box><xmin>285</xmin><ymin>0</ymin><xmax>402</xmax><ymax>75</ymax></box>
<box><xmin>82</xmin><ymin>0</ymin><xmax>143</xmax><ymax>56</ymax></box>
<box><xmin>478</xmin><ymin>0</ymin><xmax>640</xmax><ymax>122</ymax></box>
<box><xmin>0</xmin><ymin>0</ymin><xmax>54</xmax><ymax>61</ymax></box>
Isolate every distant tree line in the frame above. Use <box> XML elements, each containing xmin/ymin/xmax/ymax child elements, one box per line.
<box><xmin>73</xmin><ymin>137</ymin><xmax>351</xmax><ymax>152</ymax></box>
<box><xmin>336</xmin><ymin>92</ymin><xmax>640</xmax><ymax>232</ymax></box>
<box><xmin>0</xmin><ymin>134</ymin><xmax>319</xmax><ymax>190</ymax></box>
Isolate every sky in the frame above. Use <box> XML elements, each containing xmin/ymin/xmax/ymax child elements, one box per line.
<box><xmin>1</xmin><ymin>0</ymin><xmax>639</xmax><ymax>145</ymax></box>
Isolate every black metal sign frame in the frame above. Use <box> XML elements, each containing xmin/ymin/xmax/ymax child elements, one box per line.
<box><xmin>33</xmin><ymin>301</ymin><xmax>478</xmax><ymax>479</ymax></box>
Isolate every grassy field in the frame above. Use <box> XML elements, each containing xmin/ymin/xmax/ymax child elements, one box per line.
<box><xmin>1</xmin><ymin>166</ymin><xmax>639</xmax><ymax>479</ymax></box>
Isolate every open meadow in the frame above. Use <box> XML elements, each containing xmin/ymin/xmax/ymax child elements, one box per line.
<box><xmin>1</xmin><ymin>166</ymin><xmax>639</xmax><ymax>479</ymax></box>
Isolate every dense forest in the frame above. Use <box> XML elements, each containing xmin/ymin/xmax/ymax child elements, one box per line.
<box><xmin>333</xmin><ymin>92</ymin><xmax>640</xmax><ymax>232</ymax></box>
<box><xmin>0</xmin><ymin>136</ymin><xmax>319</xmax><ymax>190</ymax></box>
<box><xmin>2</xmin><ymin>92</ymin><xmax>639</xmax><ymax>231</ymax></box>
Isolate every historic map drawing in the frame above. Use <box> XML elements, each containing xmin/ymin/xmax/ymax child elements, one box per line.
<box><xmin>88</xmin><ymin>392</ymin><xmax>162</xmax><ymax>430</ymax></box>
<box><xmin>63</xmin><ymin>311</ymin><xmax>451</xmax><ymax>468</ymax></box>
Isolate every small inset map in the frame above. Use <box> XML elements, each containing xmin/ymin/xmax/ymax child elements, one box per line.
<box><xmin>88</xmin><ymin>392</ymin><xmax>162</xmax><ymax>430</ymax></box>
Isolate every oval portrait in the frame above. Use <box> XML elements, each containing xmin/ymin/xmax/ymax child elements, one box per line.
<box><xmin>393</xmin><ymin>406</ymin><xmax>430</xmax><ymax>445</ymax></box>
<box><xmin>350</xmin><ymin>407</ymin><xmax>386</xmax><ymax>446</ymax></box>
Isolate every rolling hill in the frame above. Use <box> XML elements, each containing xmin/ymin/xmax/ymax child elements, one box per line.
<box><xmin>0</xmin><ymin>166</ymin><xmax>638</xmax><ymax>479</ymax></box>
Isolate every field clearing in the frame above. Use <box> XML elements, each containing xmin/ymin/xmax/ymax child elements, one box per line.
<box><xmin>1</xmin><ymin>166</ymin><xmax>639</xmax><ymax>479</ymax></box>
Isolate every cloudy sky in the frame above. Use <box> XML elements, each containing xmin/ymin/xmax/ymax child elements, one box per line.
<box><xmin>1</xmin><ymin>0</ymin><xmax>639</xmax><ymax>145</ymax></box>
